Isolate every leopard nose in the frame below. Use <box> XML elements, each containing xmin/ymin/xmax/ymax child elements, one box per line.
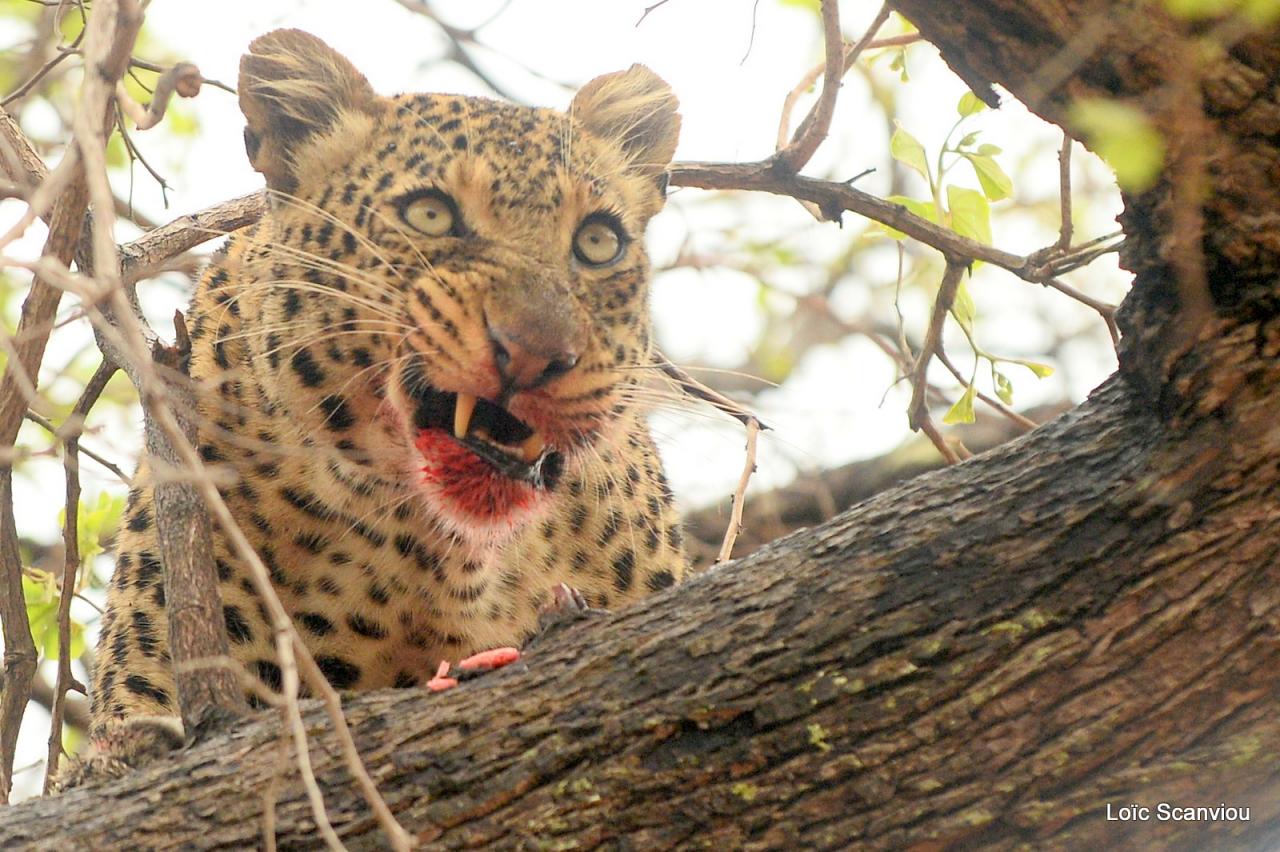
<box><xmin>488</xmin><ymin>325</ymin><xmax>580</xmax><ymax>393</ymax></box>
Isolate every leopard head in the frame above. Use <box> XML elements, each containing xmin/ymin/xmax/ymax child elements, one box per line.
<box><xmin>233</xmin><ymin>29</ymin><xmax>680</xmax><ymax>541</ymax></box>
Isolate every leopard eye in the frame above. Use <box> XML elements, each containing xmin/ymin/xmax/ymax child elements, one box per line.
<box><xmin>400</xmin><ymin>191</ymin><xmax>458</xmax><ymax>237</ymax></box>
<box><xmin>573</xmin><ymin>217</ymin><xmax>625</xmax><ymax>266</ymax></box>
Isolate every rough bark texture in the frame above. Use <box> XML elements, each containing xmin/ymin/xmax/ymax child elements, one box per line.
<box><xmin>2</xmin><ymin>0</ymin><xmax>1278</xmax><ymax>848</ymax></box>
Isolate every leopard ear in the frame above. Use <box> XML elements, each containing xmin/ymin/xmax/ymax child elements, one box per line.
<box><xmin>571</xmin><ymin>65</ymin><xmax>680</xmax><ymax>183</ymax></box>
<box><xmin>239</xmin><ymin>29</ymin><xmax>378</xmax><ymax>192</ymax></box>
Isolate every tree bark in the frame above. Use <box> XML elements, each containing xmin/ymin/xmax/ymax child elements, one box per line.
<box><xmin>2</xmin><ymin>0</ymin><xmax>1278</xmax><ymax>848</ymax></box>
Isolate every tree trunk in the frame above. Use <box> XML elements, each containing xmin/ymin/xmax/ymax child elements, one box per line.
<box><xmin>3</xmin><ymin>0</ymin><xmax>1278</xmax><ymax>848</ymax></box>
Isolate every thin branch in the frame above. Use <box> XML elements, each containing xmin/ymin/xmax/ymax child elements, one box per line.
<box><xmin>114</xmin><ymin>61</ymin><xmax>204</xmax><ymax>131</ymax></box>
<box><xmin>27</xmin><ymin>670</ymin><xmax>90</xmax><ymax>731</ymax></box>
<box><xmin>44</xmin><ymin>357</ymin><xmax>116</xmax><ymax>791</ymax></box>
<box><xmin>1040</xmin><ymin>276</ymin><xmax>1120</xmax><ymax>347</ymax></box>
<box><xmin>388</xmin><ymin>0</ymin><xmax>556</xmax><ymax>101</ymax></box>
<box><xmin>1056</xmin><ymin>134</ymin><xmax>1074</xmax><ymax>250</ymax></box>
<box><xmin>260</xmin><ymin>735</ymin><xmax>291</xmax><ymax>852</ymax></box>
<box><xmin>115</xmin><ymin>104</ymin><xmax>170</xmax><ymax>205</ymax></box>
<box><xmin>278</xmin><ymin>631</ymin><xmax>346</xmax><ymax>851</ymax></box>
<box><xmin>907</xmin><ymin>260</ymin><xmax>965</xmax><ymax>435</ymax></box>
<box><xmin>1</xmin><ymin>34</ymin><xmax>81</xmax><ymax>108</ymax></box>
<box><xmin>716</xmin><ymin>418</ymin><xmax>762</xmax><ymax>564</ymax></box>
<box><xmin>22</xmin><ymin>411</ymin><xmax>132</xmax><ymax>484</ymax></box>
<box><xmin>0</xmin><ymin>107</ymin><xmax>52</xmax><ymax>189</ymax></box>
<box><xmin>636</xmin><ymin>0</ymin><xmax>674</xmax><ymax>27</ymax></box>
<box><xmin>656</xmin><ymin>358</ymin><xmax>770</xmax><ymax>431</ymax></box>
<box><xmin>773</xmin><ymin>0</ymin><xmax>848</xmax><ymax>174</ymax></box>
<box><xmin>125</xmin><ymin>56</ymin><xmax>234</xmax><ymax>93</ymax></box>
<box><xmin>741</xmin><ymin>0</ymin><xmax>762</xmax><ymax>65</ymax></box>
<box><xmin>776</xmin><ymin>6</ymin><xmax>898</xmax><ymax>152</ymax></box>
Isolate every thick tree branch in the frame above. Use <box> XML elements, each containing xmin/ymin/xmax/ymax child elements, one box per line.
<box><xmin>3</xmin><ymin>377</ymin><xmax>1278</xmax><ymax>849</ymax></box>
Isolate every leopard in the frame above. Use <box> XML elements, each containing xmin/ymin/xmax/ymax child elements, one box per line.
<box><xmin>78</xmin><ymin>28</ymin><xmax>687</xmax><ymax>774</ymax></box>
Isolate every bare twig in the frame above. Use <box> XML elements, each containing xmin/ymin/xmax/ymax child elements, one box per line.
<box><xmin>657</xmin><ymin>358</ymin><xmax>770</xmax><ymax>431</ymax></box>
<box><xmin>261</xmin><ymin>735</ymin><xmax>291</xmax><ymax>852</ymax></box>
<box><xmin>717</xmin><ymin>418</ymin><xmax>762</xmax><ymax>563</ymax></box>
<box><xmin>278</xmin><ymin>633</ymin><xmax>346</xmax><ymax>851</ymax></box>
<box><xmin>23</xmin><ymin>410</ymin><xmax>132</xmax><ymax>484</ymax></box>
<box><xmin>115</xmin><ymin>61</ymin><xmax>204</xmax><ymax>130</ymax></box>
<box><xmin>0</xmin><ymin>107</ymin><xmax>52</xmax><ymax>189</ymax></box>
<box><xmin>44</xmin><ymin>357</ymin><xmax>117</xmax><ymax>791</ymax></box>
<box><xmin>1</xmin><ymin>33</ymin><xmax>82</xmax><ymax>108</ymax></box>
<box><xmin>1040</xmin><ymin>276</ymin><xmax>1120</xmax><ymax>347</ymax></box>
<box><xmin>389</xmin><ymin>0</ymin><xmax>559</xmax><ymax>100</ymax></box>
<box><xmin>776</xmin><ymin>5</ymin><xmax>895</xmax><ymax>154</ymax></box>
<box><xmin>115</xmin><ymin>106</ymin><xmax>171</xmax><ymax>205</ymax></box>
<box><xmin>774</xmin><ymin>0</ymin><xmax>847</xmax><ymax>174</ymax></box>
<box><xmin>27</xmin><ymin>670</ymin><xmax>90</xmax><ymax>731</ymax></box>
<box><xmin>636</xmin><ymin>0</ymin><xmax>674</xmax><ymax>27</ymax></box>
<box><xmin>1056</xmin><ymin>134</ymin><xmax>1074</xmax><ymax>250</ymax></box>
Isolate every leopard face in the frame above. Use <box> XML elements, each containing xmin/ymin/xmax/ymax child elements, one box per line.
<box><xmin>230</xmin><ymin>29</ymin><xmax>680</xmax><ymax>542</ymax></box>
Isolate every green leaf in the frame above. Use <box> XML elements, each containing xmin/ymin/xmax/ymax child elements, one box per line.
<box><xmin>882</xmin><ymin>195</ymin><xmax>937</xmax><ymax>239</ymax></box>
<box><xmin>943</xmin><ymin>383</ymin><xmax>977</xmax><ymax>425</ymax></box>
<box><xmin>956</xmin><ymin>131</ymin><xmax>980</xmax><ymax>149</ymax></box>
<box><xmin>993</xmin><ymin>368</ymin><xmax>1014</xmax><ymax>405</ymax></box>
<box><xmin>976</xmin><ymin>143</ymin><xmax>1002</xmax><ymax>156</ymax></box>
<box><xmin>962</xmin><ymin>153</ymin><xmax>1013</xmax><ymax>201</ymax></box>
<box><xmin>60</xmin><ymin>491</ymin><xmax>125</xmax><ymax>568</ymax></box>
<box><xmin>889</xmin><ymin>50</ymin><xmax>910</xmax><ymax>82</ymax></box>
<box><xmin>890</xmin><ymin>123</ymin><xmax>930</xmax><ymax>182</ymax></box>
<box><xmin>1069</xmin><ymin>98</ymin><xmax>1165</xmax><ymax>191</ymax></box>
<box><xmin>946</xmin><ymin>186</ymin><xmax>992</xmax><ymax>245</ymax></box>
<box><xmin>957</xmin><ymin>91</ymin><xmax>986</xmax><ymax>117</ymax></box>
<box><xmin>951</xmin><ymin>281</ymin><xmax>977</xmax><ymax>333</ymax></box>
<box><xmin>22</xmin><ymin>573</ymin><xmax>86</xmax><ymax>660</ymax></box>
<box><xmin>777</xmin><ymin>0</ymin><xmax>822</xmax><ymax>10</ymax></box>
<box><xmin>1009</xmin><ymin>358</ymin><xmax>1055</xmax><ymax>378</ymax></box>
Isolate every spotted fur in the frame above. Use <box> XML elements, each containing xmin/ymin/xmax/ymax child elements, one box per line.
<box><xmin>89</xmin><ymin>30</ymin><xmax>686</xmax><ymax>735</ymax></box>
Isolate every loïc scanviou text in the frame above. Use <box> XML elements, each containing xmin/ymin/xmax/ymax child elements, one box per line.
<box><xmin>1106</xmin><ymin>803</ymin><xmax>1251</xmax><ymax>822</ymax></box>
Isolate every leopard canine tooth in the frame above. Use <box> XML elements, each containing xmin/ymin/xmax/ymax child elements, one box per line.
<box><xmin>453</xmin><ymin>393</ymin><xmax>477</xmax><ymax>439</ymax></box>
<box><xmin>520</xmin><ymin>431</ymin><xmax>545</xmax><ymax>463</ymax></box>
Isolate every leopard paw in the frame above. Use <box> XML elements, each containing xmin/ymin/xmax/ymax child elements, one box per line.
<box><xmin>51</xmin><ymin>716</ymin><xmax>185</xmax><ymax>792</ymax></box>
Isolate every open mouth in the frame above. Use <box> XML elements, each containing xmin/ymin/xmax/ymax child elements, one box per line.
<box><xmin>407</xmin><ymin>381</ymin><xmax>565</xmax><ymax>492</ymax></box>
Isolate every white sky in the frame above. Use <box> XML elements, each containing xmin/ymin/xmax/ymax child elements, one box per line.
<box><xmin>3</xmin><ymin>0</ymin><xmax>1130</xmax><ymax>798</ymax></box>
